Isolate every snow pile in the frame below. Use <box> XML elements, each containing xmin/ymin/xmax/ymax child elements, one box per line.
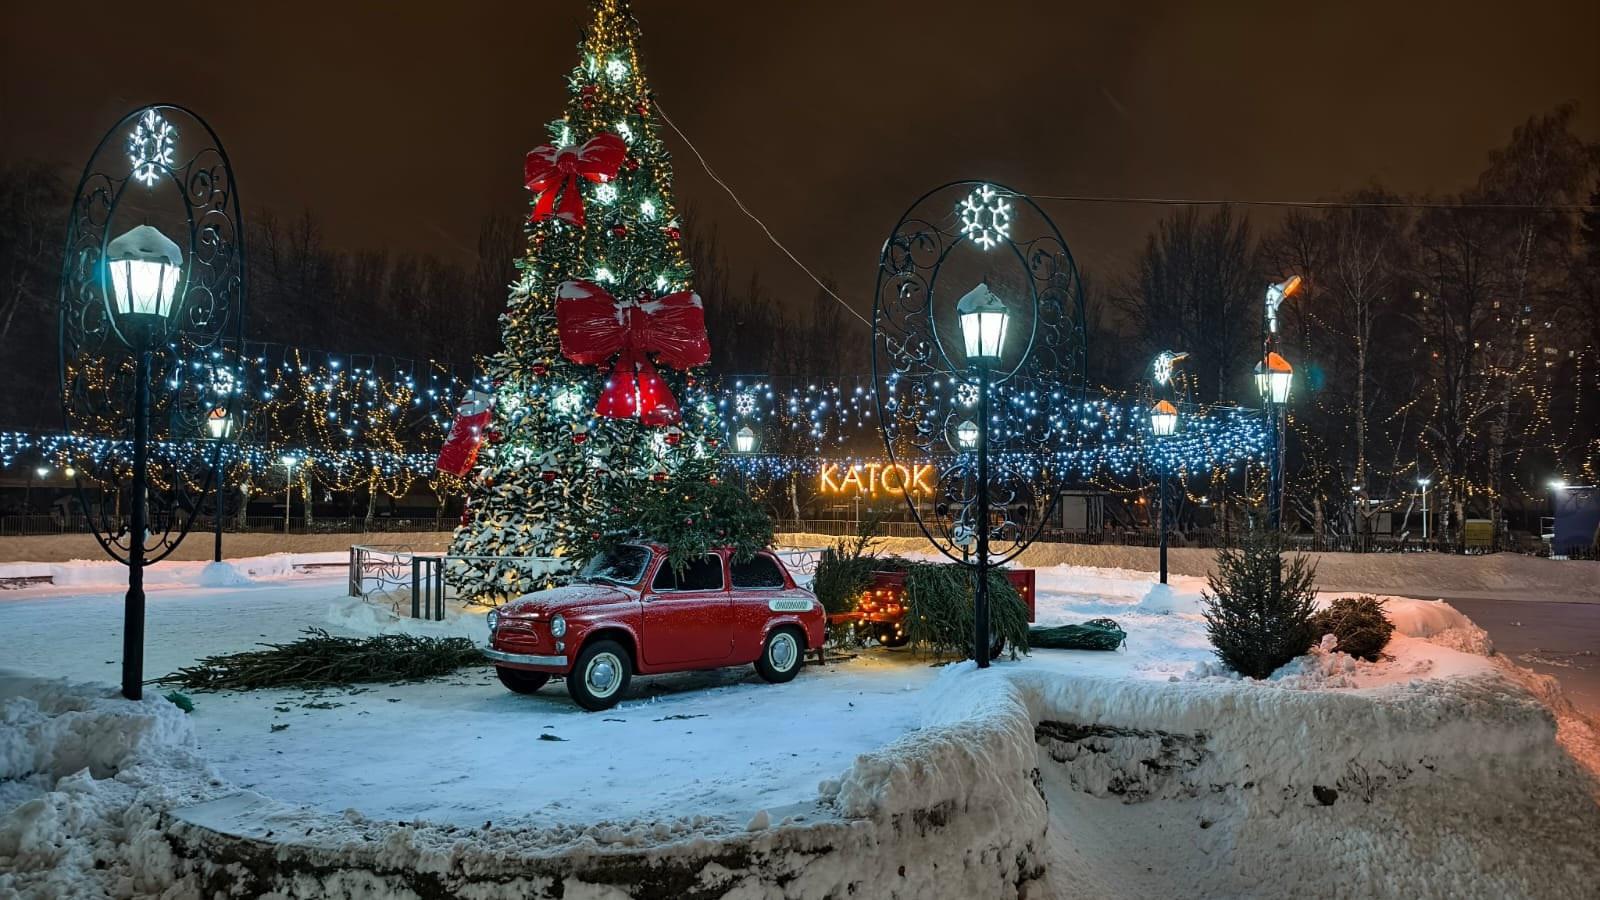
<box><xmin>0</xmin><ymin>551</ymin><xmax>345</xmax><ymax>592</ymax></box>
<box><xmin>324</xmin><ymin>594</ymin><xmax>487</xmax><ymax>641</ymax></box>
<box><xmin>0</xmin><ymin>672</ymin><xmax>222</xmax><ymax>898</ymax></box>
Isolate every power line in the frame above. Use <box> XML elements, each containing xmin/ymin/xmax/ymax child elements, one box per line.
<box><xmin>1021</xmin><ymin>193</ymin><xmax>1596</xmax><ymax>213</ymax></box>
<box><xmin>652</xmin><ymin>100</ymin><xmax>872</xmax><ymax>328</ymax></box>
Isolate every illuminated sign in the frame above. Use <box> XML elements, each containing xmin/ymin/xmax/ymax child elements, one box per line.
<box><xmin>819</xmin><ymin>462</ymin><xmax>936</xmax><ymax>497</ymax></box>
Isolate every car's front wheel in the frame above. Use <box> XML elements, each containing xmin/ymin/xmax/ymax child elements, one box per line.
<box><xmin>568</xmin><ymin>640</ymin><xmax>632</xmax><ymax>711</ymax></box>
<box><xmin>755</xmin><ymin>627</ymin><xmax>804</xmax><ymax>683</ymax></box>
<box><xmin>495</xmin><ymin>667</ymin><xmax>551</xmax><ymax>694</ymax></box>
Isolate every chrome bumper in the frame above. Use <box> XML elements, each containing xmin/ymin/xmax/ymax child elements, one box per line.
<box><xmin>482</xmin><ymin>647</ymin><xmax>568</xmax><ymax>667</ymax></box>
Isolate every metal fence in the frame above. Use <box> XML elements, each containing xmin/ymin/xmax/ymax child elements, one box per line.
<box><xmin>347</xmin><ymin>544</ymin><xmax>567</xmax><ymax>620</ymax></box>
<box><xmin>0</xmin><ymin>513</ymin><xmax>454</xmax><ymax>537</ymax></box>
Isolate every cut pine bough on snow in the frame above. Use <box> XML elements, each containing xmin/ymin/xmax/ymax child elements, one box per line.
<box><xmin>6</xmin><ymin>602</ymin><xmax>1600</xmax><ymax>899</ymax></box>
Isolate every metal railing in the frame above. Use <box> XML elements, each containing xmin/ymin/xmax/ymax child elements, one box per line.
<box><xmin>348</xmin><ymin>545</ymin><xmax>566</xmax><ymax>620</ymax></box>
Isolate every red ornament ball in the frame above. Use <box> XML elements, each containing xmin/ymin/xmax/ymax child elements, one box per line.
<box><xmin>541</xmin><ymin>469</ymin><xmax>559</xmax><ymax>483</ymax></box>
<box><xmin>573</xmin><ymin>432</ymin><xmax>588</xmax><ymax>444</ymax></box>
<box><xmin>582</xmin><ymin>99</ymin><xmax>594</xmax><ymax>111</ymax></box>
<box><xmin>532</xmin><ymin>362</ymin><xmax>548</xmax><ymax>377</ymax></box>
<box><xmin>624</xmin><ymin>156</ymin><xmax>640</xmax><ymax>171</ymax></box>
<box><xmin>708</xmin><ymin>476</ymin><xmax>720</xmax><ymax>486</ymax></box>
<box><xmin>581</xmin><ymin>85</ymin><xmax>598</xmax><ymax>97</ymax></box>
<box><xmin>611</xmin><ymin>224</ymin><xmax>627</xmax><ymax>238</ymax></box>
<box><xmin>636</xmin><ymin>101</ymin><xmax>650</xmax><ymax>117</ymax></box>
<box><xmin>486</xmin><ymin>430</ymin><xmax>504</xmax><ymax>445</ymax></box>
<box><xmin>665</xmin><ymin>226</ymin><xmax>681</xmax><ymax>241</ymax></box>
<box><xmin>664</xmin><ymin>431</ymin><xmax>682</xmax><ymax>446</ymax></box>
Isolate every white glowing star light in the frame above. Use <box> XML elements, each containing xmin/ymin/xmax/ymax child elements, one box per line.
<box><xmin>594</xmin><ymin>183</ymin><xmax>618</xmax><ymax>204</ymax></box>
<box><xmin>128</xmin><ymin>109</ymin><xmax>177</xmax><ymax>187</ymax></box>
<box><xmin>958</xmin><ymin>185</ymin><xmax>1011</xmax><ymax>250</ymax></box>
<box><xmin>605</xmin><ymin>58</ymin><xmax>629</xmax><ymax>81</ymax></box>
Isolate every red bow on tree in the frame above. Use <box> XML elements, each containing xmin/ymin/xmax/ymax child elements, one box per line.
<box><xmin>555</xmin><ymin>279</ymin><xmax>711</xmax><ymax>426</ymax></box>
<box><xmin>523</xmin><ymin>133</ymin><xmax>627</xmax><ymax>227</ymax></box>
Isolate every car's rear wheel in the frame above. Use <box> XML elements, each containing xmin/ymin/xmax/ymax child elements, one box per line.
<box><xmin>495</xmin><ymin>667</ymin><xmax>551</xmax><ymax>694</ymax></box>
<box><xmin>568</xmin><ymin>640</ymin><xmax>632</xmax><ymax>711</ymax></box>
<box><xmin>755</xmin><ymin>627</ymin><xmax>804</xmax><ymax>683</ymax></box>
<box><xmin>873</xmin><ymin>622</ymin><xmax>911</xmax><ymax>648</ymax></box>
<box><xmin>988</xmin><ymin>634</ymin><xmax>1007</xmax><ymax>661</ymax></box>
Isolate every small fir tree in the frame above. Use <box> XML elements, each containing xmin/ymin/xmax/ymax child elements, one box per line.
<box><xmin>1201</xmin><ymin>527</ymin><xmax>1319</xmax><ymax>678</ymax></box>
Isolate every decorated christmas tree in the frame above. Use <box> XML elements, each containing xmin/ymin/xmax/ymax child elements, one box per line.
<box><xmin>446</xmin><ymin>0</ymin><xmax>723</xmax><ymax>599</ymax></box>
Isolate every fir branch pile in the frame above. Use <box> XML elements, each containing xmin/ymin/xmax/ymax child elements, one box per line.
<box><xmin>1311</xmin><ymin>595</ymin><xmax>1394</xmax><ymax>661</ymax></box>
<box><xmin>1201</xmin><ymin>527</ymin><xmax>1319</xmax><ymax>678</ymax></box>
<box><xmin>902</xmin><ymin>563</ymin><xmax>1030</xmax><ymax>659</ymax></box>
<box><xmin>570</xmin><ymin>466</ymin><xmax>774</xmax><ymax>574</ymax></box>
<box><xmin>156</xmin><ymin>629</ymin><xmax>486</xmax><ymax>691</ymax></box>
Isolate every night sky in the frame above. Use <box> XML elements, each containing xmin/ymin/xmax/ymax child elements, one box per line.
<box><xmin>4</xmin><ymin>0</ymin><xmax>1596</xmax><ymax>318</ymax></box>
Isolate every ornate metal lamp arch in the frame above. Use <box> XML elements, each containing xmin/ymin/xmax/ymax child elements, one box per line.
<box><xmin>871</xmin><ymin>181</ymin><xmax>1087</xmax><ymax>566</ymax></box>
<box><xmin>58</xmin><ymin>103</ymin><xmax>248</xmax><ymax>566</ymax></box>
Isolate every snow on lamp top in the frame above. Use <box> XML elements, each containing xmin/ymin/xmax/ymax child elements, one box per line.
<box><xmin>106</xmin><ymin>224</ymin><xmax>184</xmax><ymax>321</ymax></box>
<box><xmin>1254</xmin><ymin>351</ymin><xmax>1293</xmax><ymax>404</ymax></box>
<box><xmin>1150</xmin><ymin>399</ymin><xmax>1179</xmax><ymax>437</ymax></box>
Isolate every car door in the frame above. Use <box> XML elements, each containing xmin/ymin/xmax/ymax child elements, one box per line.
<box><xmin>640</xmin><ymin>553</ymin><xmax>733</xmax><ymax>667</ymax></box>
<box><xmin>728</xmin><ymin>552</ymin><xmax>799</xmax><ymax>662</ymax></box>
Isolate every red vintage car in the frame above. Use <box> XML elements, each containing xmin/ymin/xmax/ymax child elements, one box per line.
<box><xmin>484</xmin><ymin>543</ymin><xmax>825</xmax><ymax>711</ymax></box>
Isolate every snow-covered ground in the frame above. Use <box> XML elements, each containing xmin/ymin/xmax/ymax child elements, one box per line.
<box><xmin>3</xmin><ymin>549</ymin><xmax>1598</xmax><ymax>897</ymax></box>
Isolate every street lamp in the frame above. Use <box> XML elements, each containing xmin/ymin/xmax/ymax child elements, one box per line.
<box><xmin>1417</xmin><ymin>477</ymin><xmax>1431</xmax><ymax>545</ymax></box>
<box><xmin>1254</xmin><ymin>352</ymin><xmax>1294</xmax><ymax>405</ymax></box>
<box><xmin>956</xmin><ymin>419</ymin><xmax>979</xmax><ymax>449</ymax></box>
<box><xmin>871</xmin><ymin>182</ymin><xmax>1084</xmax><ymax>671</ymax></box>
<box><xmin>734</xmin><ymin>425</ymin><xmax>756</xmax><ymax>454</ymax></box>
<box><xmin>281</xmin><ymin>455</ymin><xmax>297</xmax><ymax>533</ymax></box>
<box><xmin>206</xmin><ymin>409</ymin><xmax>233</xmax><ymax>562</ymax></box>
<box><xmin>956</xmin><ymin>283</ymin><xmax>1009</xmax><ymax>668</ymax></box>
<box><xmin>956</xmin><ymin>283</ymin><xmax>1008</xmax><ymax>361</ymax></box>
<box><xmin>1255</xmin><ymin>350</ymin><xmax>1294</xmax><ymax>530</ymax></box>
<box><xmin>60</xmin><ymin>105</ymin><xmax>246</xmax><ymax>701</ymax></box>
<box><xmin>1150</xmin><ymin>399</ymin><xmax>1178</xmax><ymax>584</ymax></box>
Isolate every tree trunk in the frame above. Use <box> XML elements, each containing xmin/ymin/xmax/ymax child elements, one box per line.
<box><xmin>300</xmin><ymin>477</ymin><xmax>314</xmax><ymax>529</ymax></box>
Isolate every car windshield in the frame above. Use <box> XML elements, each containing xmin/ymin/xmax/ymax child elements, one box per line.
<box><xmin>578</xmin><ymin>545</ymin><xmax>652</xmax><ymax>586</ymax></box>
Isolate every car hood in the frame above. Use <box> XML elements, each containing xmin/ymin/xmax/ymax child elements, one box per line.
<box><xmin>502</xmin><ymin>582</ymin><xmax>633</xmax><ymax>615</ymax></box>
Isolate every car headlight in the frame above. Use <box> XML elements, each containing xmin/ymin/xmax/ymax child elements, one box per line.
<box><xmin>549</xmin><ymin>614</ymin><xmax>567</xmax><ymax>638</ymax></box>
<box><xmin>486</xmin><ymin>609</ymin><xmax>500</xmax><ymax>632</ymax></box>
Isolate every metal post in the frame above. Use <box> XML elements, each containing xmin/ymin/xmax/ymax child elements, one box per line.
<box><xmin>283</xmin><ymin>468</ymin><xmax>292</xmax><ymax>533</ymax></box>
<box><xmin>122</xmin><ymin>350</ymin><xmax>150</xmax><ymax>701</ymax></box>
<box><xmin>1421</xmin><ymin>487</ymin><xmax>1429</xmax><ymax>545</ymax></box>
<box><xmin>1266</xmin><ymin>402</ymin><xmax>1281</xmax><ymax>531</ymax></box>
<box><xmin>1158</xmin><ymin>466</ymin><xmax>1168</xmax><ymax>584</ymax></box>
<box><xmin>974</xmin><ymin>358</ymin><xmax>991</xmax><ymax>669</ymax></box>
<box><xmin>212</xmin><ymin>440</ymin><xmax>224</xmax><ymax>563</ymax></box>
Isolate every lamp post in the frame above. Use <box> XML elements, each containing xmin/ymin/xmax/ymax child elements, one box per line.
<box><xmin>281</xmin><ymin>455</ymin><xmax>297</xmax><ymax>533</ymax></box>
<box><xmin>59</xmin><ymin>105</ymin><xmax>246</xmax><ymax>701</ymax></box>
<box><xmin>871</xmin><ymin>181</ymin><xmax>1085</xmax><ymax>670</ymax></box>
<box><xmin>1417</xmin><ymin>477</ymin><xmax>1431</xmax><ymax>546</ymax></box>
<box><xmin>207</xmin><ymin>409</ymin><xmax>233</xmax><ymax>562</ymax></box>
<box><xmin>1254</xmin><ymin>351</ymin><xmax>1293</xmax><ymax>529</ymax></box>
<box><xmin>1258</xmin><ymin>276</ymin><xmax>1301</xmax><ymax>531</ymax></box>
<box><xmin>1150</xmin><ymin>399</ymin><xmax>1178</xmax><ymax>584</ymax></box>
<box><xmin>1149</xmin><ymin>350</ymin><xmax>1186</xmax><ymax>585</ymax></box>
<box><xmin>955</xmin><ymin>283</ymin><xmax>1010</xmax><ymax>668</ymax></box>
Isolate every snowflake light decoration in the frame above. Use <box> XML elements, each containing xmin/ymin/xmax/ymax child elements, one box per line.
<box><xmin>605</xmin><ymin>57</ymin><xmax>629</xmax><ymax>82</ymax></box>
<box><xmin>594</xmin><ymin>183</ymin><xmax>618</xmax><ymax>205</ymax></box>
<box><xmin>1153</xmin><ymin>350</ymin><xmax>1189</xmax><ymax>387</ymax></box>
<box><xmin>127</xmin><ymin>109</ymin><xmax>177</xmax><ymax>187</ymax></box>
<box><xmin>639</xmin><ymin>199</ymin><xmax>657</xmax><ymax>220</ymax></box>
<box><xmin>735</xmin><ymin>391</ymin><xmax>758</xmax><ymax>416</ymax></box>
<box><xmin>594</xmin><ymin>267</ymin><xmax>616</xmax><ymax>284</ymax></box>
<box><xmin>615</xmin><ymin>121</ymin><xmax>635</xmax><ymax>143</ymax></box>
<box><xmin>208</xmin><ymin>367</ymin><xmax>237</xmax><ymax>398</ymax></box>
<box><xmin>957</xmin><ymin>185</ymin><xmax>1011</xmax><ymax>250</ymax></box>
<box><xmin>956</xmin><ymin>382</ymin><xmax>979</xmax><ymax>407</ymax></box>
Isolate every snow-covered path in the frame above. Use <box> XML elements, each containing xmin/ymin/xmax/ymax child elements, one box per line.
<box><xmin>1448</xmin><ymin>597</ymin><xmax>1600</xmax><ymax>719</ymax></box>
